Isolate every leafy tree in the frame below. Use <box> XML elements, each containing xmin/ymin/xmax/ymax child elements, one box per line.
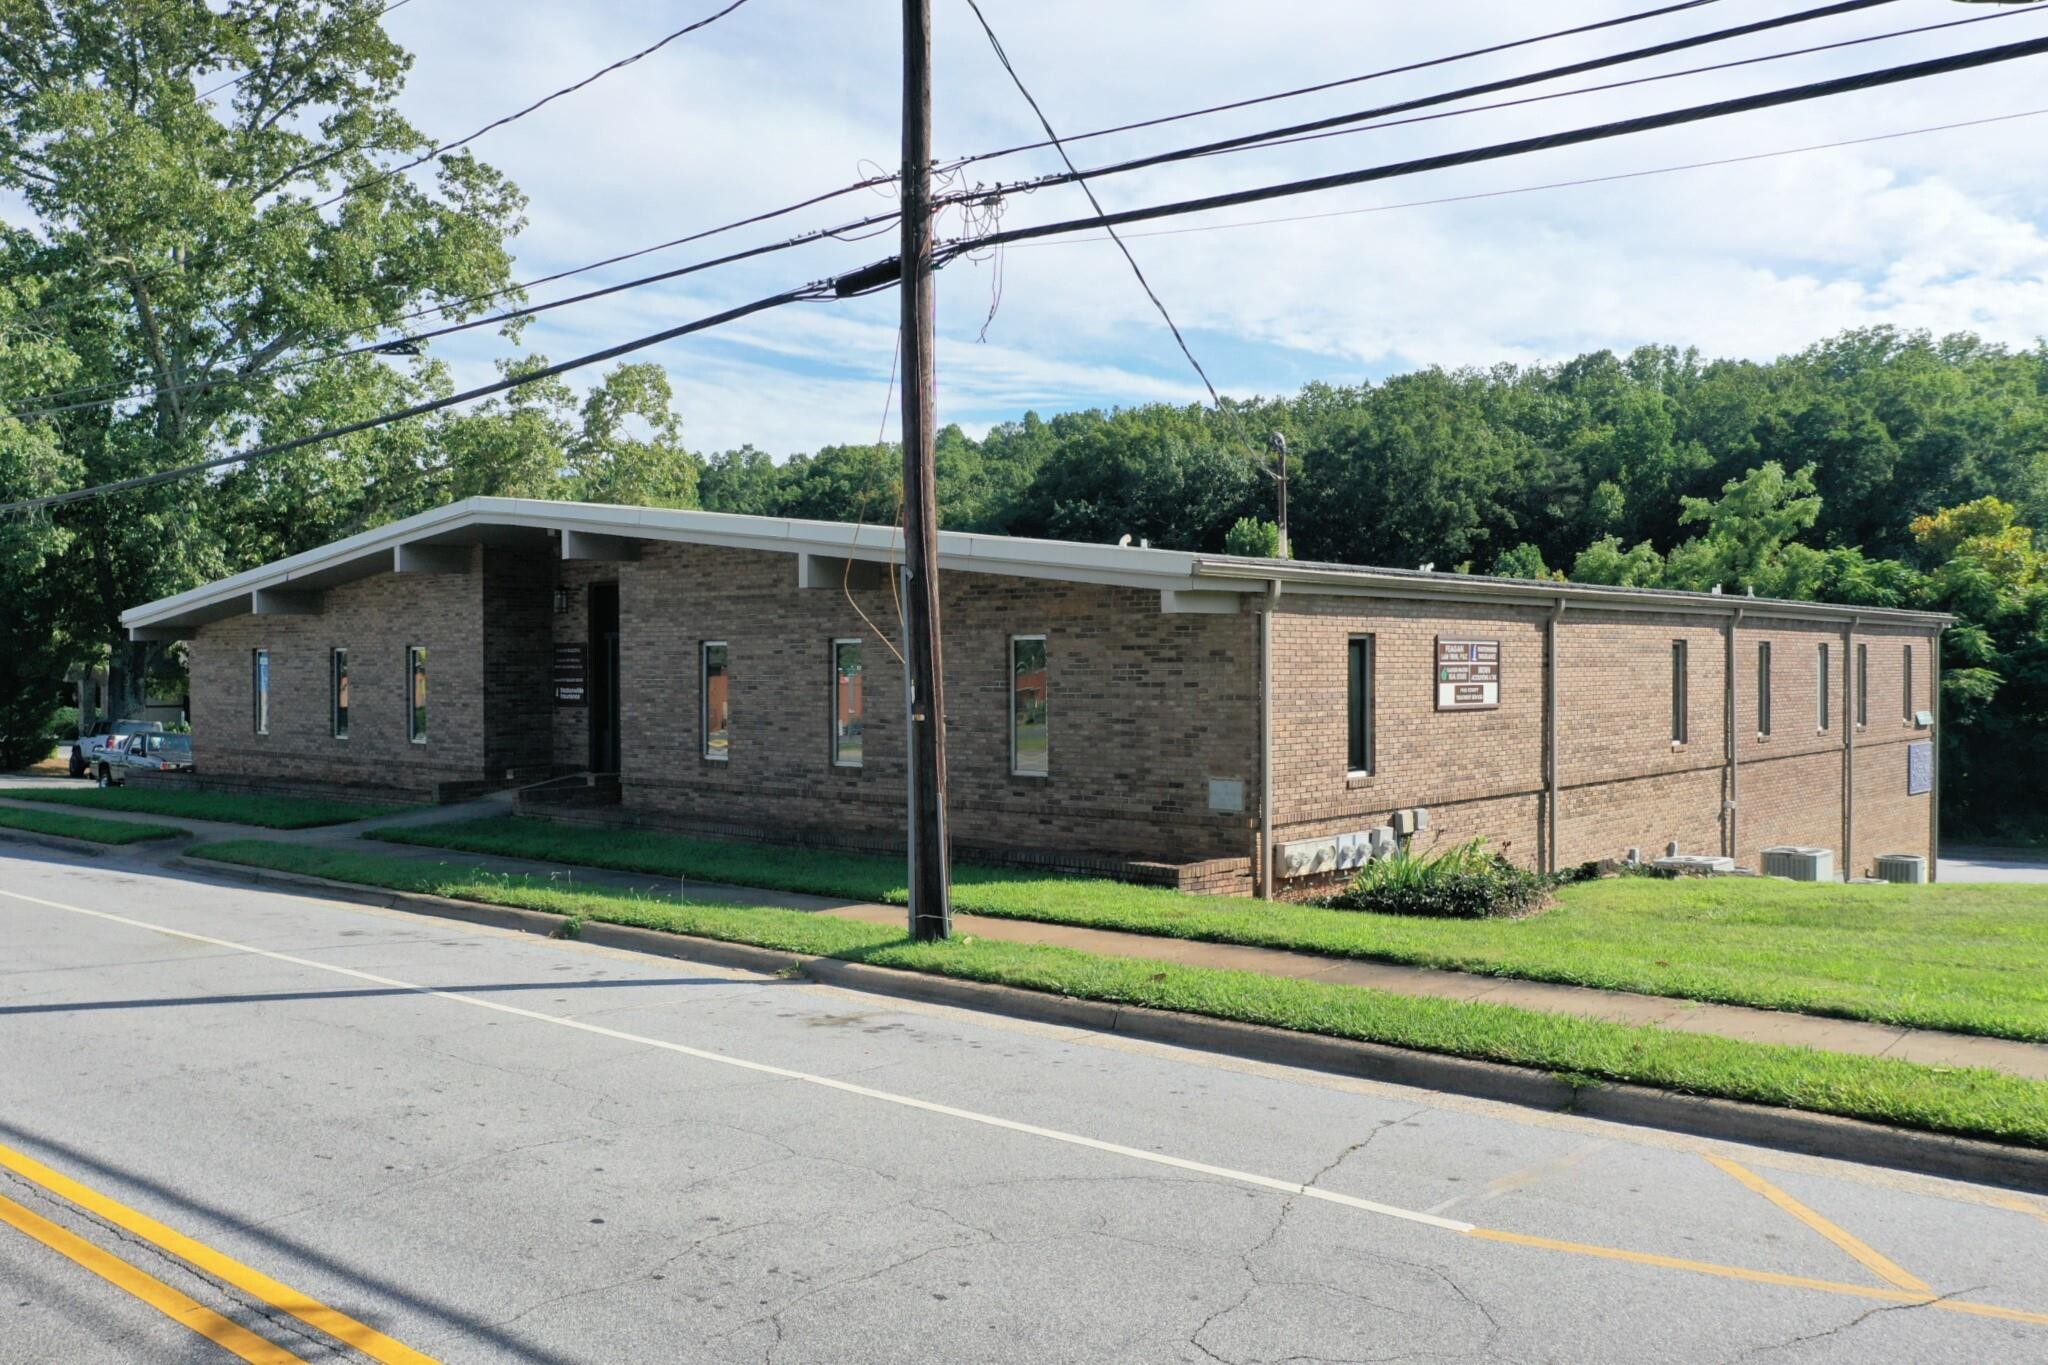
<box><xmin>1224</xmin><ymin>516</ymin><xmax>1282</xmax><ymax>559</ymax></box>
<box><xmin>0</xmin><ymin>0</ymin><xmax>524</xmax><ymax>715</ymax></box>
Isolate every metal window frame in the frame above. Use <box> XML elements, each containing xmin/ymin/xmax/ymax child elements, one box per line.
<box><xmin>830</xmin><ymin>637</ymin><xmax>863</xmax><ymax>769</ymax></box>
<box><xmin>1009</xmin><ymin>633</ymin><xmax>1049</xmax><ymax>778</ymax></box>
<box><xmin>1903</xmin><ymin>643</ymin><xmax>1915</xmax><ymax>723</ymax></box>
<box><xmin>1670</xmin><ymin>639</ymin><xmax>1689</xmax><ymax>745</ymax></box>
<box><xmin>701</xmin><ymin>640</ymin><xmax>729</xmax><ymax>762</ymax></box>
<box><xmin>252</xmin><ymin>648</ymin><xmax>269</xmax><ymax>736</ymax></box>
<box><xmin>1347</xmin><ymin>634</ymin><xmax>1376</xmax><ymax>775</ymax></box>
<box><xmin>1757</xmin><ymin>641</ymin><xmax>1773</xmax><ymax>737</ymax></box>
<box><xmin>406</xmin><ymin>645</ymin><xmax>428</xmax><ymax>745</ymax></box>
<box><xmin>331</xmin><ymin>647</ymin><xmax>349</xmax><ymax>740</ymax></box>
<box><xmin>1856</xmin><ymin>642</ymin><xmax>1869</xmax><ymax>729</ymax></box>
<box><xmin>1817</xmin><ymin>642</ymin><xmax>1831</xmax><ymax>732</ymax></box>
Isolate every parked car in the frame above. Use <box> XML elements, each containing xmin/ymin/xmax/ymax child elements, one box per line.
<box><xmin>69</xmin><ymin>719</ymin><xmax>164</xmax><ymax>779</ymax></box>
<box><xmin>97</xmin><ymin>731</ymin><xmax>193</xmax><ymax>787</ymax></box>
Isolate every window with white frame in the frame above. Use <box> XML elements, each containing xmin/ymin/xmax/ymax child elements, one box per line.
<box><xmin>1010</xmin><ymin>635</ymin><xmax>1048</xmax><ymax>777</ymax></box>
<box><xmin>1670</xmin><ymin>640</ymin><xmax>1688</xmax><ymax>745</ymax></box>
<box><xmin>1817</xmin><ymin>643</ymin><xmax>1831</xmax><ymax>732</ymax></box>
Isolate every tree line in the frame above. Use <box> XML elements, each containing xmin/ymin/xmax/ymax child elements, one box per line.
<box><xmin>1</xmin><ymin>5</ymin><xmax>2041</xmax><ymax>839</ymax></box>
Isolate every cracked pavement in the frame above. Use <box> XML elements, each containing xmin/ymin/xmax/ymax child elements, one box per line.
<box><xmin>3</xmin><ymin>845</ymin><xmax>2048</xmax><ymax>1364</ymax></box>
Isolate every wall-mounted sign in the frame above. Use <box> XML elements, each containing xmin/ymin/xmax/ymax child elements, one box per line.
<box><xmin>1436</xmin><ymin>638</ymin><xmax>1501</xmax><ymax>711</ymax></box>
<box><xmin>1907</xmin><ymin>741</ymin><xmax>1933</xmax><ymax>797</ymax></box>
<box><xmin>553</xmin><ymin>644</ymin><xmax>589</xmax><ymax>707</ymax></box>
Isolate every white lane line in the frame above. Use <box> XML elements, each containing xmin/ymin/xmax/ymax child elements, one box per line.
<box><xmin>0</xmin><ymin>888</ymin><xmax>1474</xmax><ymax>1235</ymax></box>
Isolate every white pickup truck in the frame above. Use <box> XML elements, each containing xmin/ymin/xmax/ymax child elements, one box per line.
<box><xmin>68</xmin><ymin>719</ymin><xmax>164</xmax><ymax>779</ymax></box>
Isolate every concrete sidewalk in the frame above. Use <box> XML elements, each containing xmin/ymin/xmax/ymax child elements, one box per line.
<box><xmin>4</xmin><ymin>791</ymin><xmax>2047</xmax><ymax>1082</ymax></box>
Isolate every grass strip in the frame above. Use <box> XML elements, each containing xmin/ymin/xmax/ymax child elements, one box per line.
<box><xmin>0</xmin><ymin>806</ymin><xmax>187</xmax><ymax>845</ymax></box>
<box><xmin>374</xmin><ymin>816</ymin><xmax>2048</xmax><ymax>1044</ymax></box>
<box><xmin>7</xmin><ymin>787</ymin><xmax>410</xmax><ymax>830</ymax></box>
<box><xmin>193</xmin><ymin>839</ymin><xmax>2048</xmax><ymax>1149</ymax></box>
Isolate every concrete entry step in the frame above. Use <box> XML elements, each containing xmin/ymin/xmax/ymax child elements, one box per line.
<box><xmin>515</xmin><ymin>771</ymin><xmax>621</xmax><ymax>810</ymax></box>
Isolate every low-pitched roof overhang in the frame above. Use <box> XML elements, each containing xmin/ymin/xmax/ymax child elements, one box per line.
<box><xmin>120</xmin><ymin>496</ymin><xmax>1953</xmax><ymax>637</ymax></box>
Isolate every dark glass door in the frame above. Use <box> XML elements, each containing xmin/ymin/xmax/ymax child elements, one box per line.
<box><xmin>588</xmin><ymin>582</ymin><xmax>622</xmax><ymax>774</ymax></box>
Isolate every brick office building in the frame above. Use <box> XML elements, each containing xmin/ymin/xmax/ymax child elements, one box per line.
<box><xmin>123</xmin><ymin>497</ymin><xmax>1949</xmax><ymax>895</ymax></box>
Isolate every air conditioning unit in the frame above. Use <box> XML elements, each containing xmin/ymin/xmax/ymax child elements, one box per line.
<box><xmin>1762</xmin><ymin>846</ymin><xmax>1835</xmax><ymax>882</ymax></box>
<box><xmin>1873</xmin><ymin>853</ymin><xmax>1927</xmax><ymax>885</ymax></box>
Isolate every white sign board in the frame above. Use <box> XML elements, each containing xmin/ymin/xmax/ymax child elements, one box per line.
<box><xmin>1436</xmin><ymin>638</ymin><xmax>1501</xmax><ymax>711</ymax></box>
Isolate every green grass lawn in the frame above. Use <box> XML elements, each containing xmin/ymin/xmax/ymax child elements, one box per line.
<box><xmin>0</xmin><ymin>806</ymin><xmax>187</xmax><ymax>845</ymax></box>
<box><xmin>187</xmin><ymin>838</ymin><xmax>2048</xmax><ymax>1149</ymax></box>
<box><xmin>374</xmin><ymin>815</ymin><xmax>2048</xmax><ymax>1044</ymax></box>
<box><xmin>5</xmin><ymin>787</ymin><xmax>411</xmax><ymax>830</ymax></box>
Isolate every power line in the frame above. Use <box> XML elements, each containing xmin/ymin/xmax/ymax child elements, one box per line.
<box><xmin>308</xmin><ymin>0</ymin><xmax>756</xmax><ymax>209</ymax></box>
<box><xmin>195</xmin><ymin>0</ymin><xmax>418</xmax><ymax>102</ymax></box>
<box><xmin>935</xmin><ymin>33</ymin><xmax>2048</xmax><ymax>260</ymax></box>
<box><xmin>6</xmin><ymin>201</ymin><xmax>909</xmax><ymax>422</ymax></box>
<box><xmin>997</xmin><ymin>106</ymin><xmax>2048</xmax><ymax>249</ymax></box>
<box><xmin>953</xmin><ymin>0</ymin><xmax>1949</xmax><ymax>201</ymax></box>
<box><xmin>1165</xmin><ymin>3</ymin><xmax>2043</xmax><ymax>171</ymax></box>
<box><xmin>1</xmin><ymin>279</ymin><xmax>841</xmax><ymax>516</ymax></box>
<box><xmin>943</xmin><ymin>0</ymin><xmax>1740</xmax><ymax>170</ymax></box>
<box><xmin>6</xmin><ymin>170</ymin><xmax>905</xmax><ymax>416</ymax></box>
<box><xmin>960</xmin><ymin>0</ymin><xmax>1223</xmax><ymax>409</ymax></box>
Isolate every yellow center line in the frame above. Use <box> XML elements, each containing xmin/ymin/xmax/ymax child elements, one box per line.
<box><xmin>0</xmin><ymin>1190</ymin><xmax>306</xmax><ymax>1364</ymax></box>
<box><xmin>1996</xmin><ymin>1195</ymin><xmax>2048</xmax><ymax>1228</ymax></box>
<box><xmin>1466</xmin><ymin>1227</ymin><xmax>2048</xmax><ymax>1326</ymax></box>
<box><xmin>0</xmin><ymin>1142</ymin><xmax>438</xmax><ymax>1365</ymax></box>
<box><xmin>6</xmin><ymin>885</ymin><xmax>2046</xmax><ymax>1336</ymax></box>
<box><xmin>1704</xmin><ymin>1154</ymin><xmax>1932</xmax><ymax>1294</ymax></box>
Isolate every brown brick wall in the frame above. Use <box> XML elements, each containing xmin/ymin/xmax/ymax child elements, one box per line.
<box><xmin>180</xmin><ymin>531</ymin><xmax>1941</xmax><ymax>889</ymax></box>
<box><xmin>188</xmin><ymin>552</ymin><xmax>490</xmax><ymax>799</ymax></box>
<box><xmin>1269</xmin><ymin>600</ymin><xmax>1938</xmax><ymax>883</ymax></box>
<box><xmin>614</xmin><ymin>544</ymin><xmax>1261</xmax><ymax>864</ymax></box>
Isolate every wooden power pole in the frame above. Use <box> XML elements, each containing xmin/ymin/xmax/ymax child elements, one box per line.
<box><xmin>900</xmin><ymin>0</ymin><xmax>952</xmax><ymax>940</ymax></box>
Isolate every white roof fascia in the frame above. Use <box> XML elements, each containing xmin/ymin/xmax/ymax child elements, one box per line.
<box><xmin>1191</xmin><ymin>558</ymin><xmax>1951</xmax><ymax>629</ymax></box>
<box><xmin>122</xmin><ymin>497</ymin><xmax>1231</xmax><ymax>631</ymax></box>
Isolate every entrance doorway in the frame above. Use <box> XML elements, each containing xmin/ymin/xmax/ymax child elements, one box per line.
<box><xmin>588</xmin><ymin>582</ymin><xmax>621</xmax><ymax>774</ymax></box>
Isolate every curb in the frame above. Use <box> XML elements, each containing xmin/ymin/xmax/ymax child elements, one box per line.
<box><xmin>0</xmin><ymin>825</ymin><xmax>188</xmax><ymax>857</ymax></box>
<box><xmin>175</xmin><ymin>853</ymin><xmax>2048</xmax><ymax>1194</ymax></box>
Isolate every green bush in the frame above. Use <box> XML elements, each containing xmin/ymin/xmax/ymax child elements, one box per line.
<box><xmin>1322</xmin><ymin>839</ymin><xmax>1550</xmax><ymax>919</ymax></box>
<box><xmin>45</xmin><ymin>706</ymin><xmax>79</xmax><ymax>742</ymax></box>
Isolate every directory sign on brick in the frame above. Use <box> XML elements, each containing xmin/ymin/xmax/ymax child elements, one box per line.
<box><xmin>1436</xmin><ymin>638</ymin><xmax>1501</xmax><ymax>711</ymax></box>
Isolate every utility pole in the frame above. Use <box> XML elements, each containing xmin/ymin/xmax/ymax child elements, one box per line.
<box><xmin>1267</xmin><ymin>432</ymin><xmax>1290</xmax><ymax>558</ymax></box>
<box><xmin>900</xmin><ymin>0</ymin><xmax>952</xmax><ymax>940</ymax></box>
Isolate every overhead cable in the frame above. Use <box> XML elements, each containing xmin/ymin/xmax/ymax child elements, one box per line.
<box><xmin>942</xmin><ymin>0</ymin><xmax>1895</xmax><ymax>172</ymax></box>
<box><xmin>934</xmin><ymin>34</ymin><xmax>2048</xmax><ymax>260</ymax></box>
<box><xmin>944</xmin><ymin>0</ymin><xmax>1744</xmax><ymax>169</ymax></box>
<box><xmin>960</xmin><ymin>0</ymin><xmax>1223</xmax><ymax>408</ymax></box>
<box><xmin>1</xmin><ymin>281</ymin><xmax>838</xmax><ymax>516</ymax></box>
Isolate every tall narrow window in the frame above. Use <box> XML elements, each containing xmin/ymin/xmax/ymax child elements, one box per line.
<box><xmin>1670</xmin><ymin>640</ymin><xmax>1689</xmax><ymax>745</ymax></box>
<box><xmin>702</xmin><ymin>642</ymin><xmax>729</xmax><ymax>760</ymax></box>
<box><xmin>1010</xmin><ymin>635</ymin><xmax>1048</xmax><ymax>777</ymax></box>
<box><xmin>1347</xmin><ymin>636</ymin><xmax>1375</xmax><ymax>773</ymax></box>
<box><xmin>1903</xmin><ymin>644</ymin><xmax>1915</xmax><ymax>722</ymax></box>
<box><xmin>331</xmin><ymin>649</ymin><xmax>350</xmax><ymax>739</ymax></box>
<box><xmin>1817</xmin><ymin>643</ymin><xmax>1831</xmax><ymax>731</ymax></box>
<box><xmin>407</xmin><ymin>646</ymin><xmax>428</xmax><ymax>743</ymax></box>
<box><xmin>1856</xmin><ymin>643</ymin><xmax>1868</xmax><ymax>729</ymax></box>
<box><xmin>252</xmin><ymin>649</ymin><xmax>270</xmax><ymax>735</ymax></box>
<box><xmin>832</xmin><ymin>639</ymin><xmax>863</xmax><ymax>767</ymax></box>
<box><xmin>1757</xmin><ymin>642</ymin><xmax>1773</xmax><ymax>737</ymax></box>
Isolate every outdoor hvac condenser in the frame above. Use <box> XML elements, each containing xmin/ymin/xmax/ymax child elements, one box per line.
<box><xmin>1873</xmin><ymin>853</ymin><xmax>1927</xmax><ymax>885</ymax></box>
<box><xmin>1762</xmin><ymin>846</ymin><xmax>1835</xmax><ymax>881</ymax></box>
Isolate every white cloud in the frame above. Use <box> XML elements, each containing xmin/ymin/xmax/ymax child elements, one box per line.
<box><xmin>379</xmin><ymin>0</ymin><xmax>2048</xmax><ymax>451</ymax></box>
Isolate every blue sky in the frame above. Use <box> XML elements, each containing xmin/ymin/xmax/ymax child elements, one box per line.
<box><xmin>273</xmin><ymin>1</ymin><xmax>2048</xmax><ymax>452</ymax></box>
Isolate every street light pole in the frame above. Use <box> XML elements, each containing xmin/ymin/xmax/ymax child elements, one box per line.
<box><xmin>900</xmin><ymin>0</ymin><xmax>952</xmax><ymax>940</ymax></box>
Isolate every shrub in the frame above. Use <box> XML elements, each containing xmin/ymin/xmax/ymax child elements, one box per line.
<box><xmin>1322</xmin><ymin>839</ymin><xmax>1550</xmax><ymax>919</ymax></box>
<box><xmin>45</xmin><ymin>706</ymin><xmax>79</xmax><ymax>742</ymax></box>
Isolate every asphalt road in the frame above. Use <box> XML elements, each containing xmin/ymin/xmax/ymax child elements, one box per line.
<box><xmin>3</xmin><ymin>845</ymin><xmax>2047</xmax><ymax>1364</ymax></box>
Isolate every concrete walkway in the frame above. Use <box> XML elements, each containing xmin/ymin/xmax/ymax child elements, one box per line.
<box><xmin>4</xmin><ymin>786</ymin><xmax>2047</xmax><ymax>1081</ymax></box>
